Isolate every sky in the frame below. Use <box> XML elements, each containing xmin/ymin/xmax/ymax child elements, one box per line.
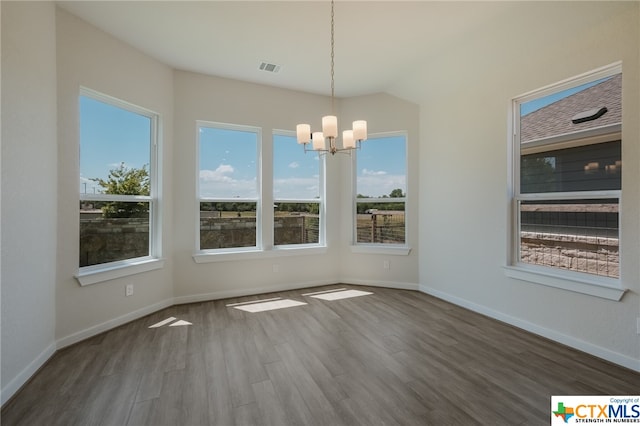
<box><xmin>356</xmin><ymin>135</ymin><xmax>406</xmax><ymax>198</ymax></box>
<box><xmin>80</xmin><ymin>95</ymin><xmax>405</xmax><ymax>199</ymax></box>
<box><xmin>80</xmin><ymin>95</ymin><xmax>151</xmax><ymax>194</ymax></box>
<box><xmin>198</xmin><ymin>129</ymin><xmax>406</xmax><ymax>199</ymax></box>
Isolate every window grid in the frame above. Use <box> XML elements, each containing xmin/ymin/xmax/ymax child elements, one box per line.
<box><xmin>354</xmin><ymin>132</ymin><xmax>408</xmax><ymax>246</ymax></box>
<box><xmin>79</xmin><ymin>88</ymin><xmax>159</xmax><ymax>269</ymax></box>
<box><xmin>511</xmin><ymin>64</ymin><xmax>621</xmax><ymax>282</ymax></box>
<box><xmin>273</xmin><ymin>131</ymin><xmax>325</xmax><ymax>248</ymax></box>
<box><xmin>197</xmin><ymin>121</ymin><xmax>262</xmax><ymax>252</ymax></box>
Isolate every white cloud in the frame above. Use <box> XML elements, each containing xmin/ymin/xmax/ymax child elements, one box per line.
<box><xmin>288</xmin><ymin>162</ymin><xmax>300</xmax><ymax>169</ymax></box>
<box><xmin>199</xmin><ymin>164</ymin><xmax>234</xmax><ymax>182</ymax></box>
<box><xmin>357</xmin><ymin>173</ymin><xmax>405</xmax><ymax>198</ymax></box>
<box><xmin>274</xmin><ymin>177</ymin><xmax>319</xmax><ymax>199</ymax></box>
<box><xmin>362</xmin><ymin>168</ymin><xmax>387</xmax><ymax>176</ymax></box>
<box><xmin>199</xmin><ymin>164</ymin><xmax>258</xmax><ymax>198</ymax></box>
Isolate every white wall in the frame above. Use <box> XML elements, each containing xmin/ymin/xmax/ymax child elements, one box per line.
<box><xmin>172</xmin><ymin>71</ymin><xmax>420</xmax><ymax>302</ymax></box>
<box><xmin>55</xmin><ymin>8</ymin><xmax>175</xmax><ymax>344</ymax></box>
<box><xmin>389</xmin><ymin>1</ymin><xmax>640</xmax><ymax>369</ymax></box>
<box><xmin>1</xmin><ymin>1</ymin><xmax>58</xmax><ymax>404</ymax></box>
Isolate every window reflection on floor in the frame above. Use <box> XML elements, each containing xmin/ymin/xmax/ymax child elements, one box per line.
<box><xmin>229</xmin><ymin>298</ymin><xmax>307</xmax><ymax>313</ymax></box>
<box><xmin>148</xmin><ymin>317</ymin><xmax>192</xmax><ymax>328</ymax></box>
<box><xmin>303</xmin><ymin>289</ymin><xmax>373</xmax><ymax>301</ymax></box>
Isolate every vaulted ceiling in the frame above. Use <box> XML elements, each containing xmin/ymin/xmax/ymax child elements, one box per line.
<box><xmin>57</xmin><ymin>1</ymin><xmax>515</xmax><ymax>98</ymax></box>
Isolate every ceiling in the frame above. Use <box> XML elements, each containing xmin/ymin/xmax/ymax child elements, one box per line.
<box><xmin>57</xmin><ymin>1</ymin><xmax>514</xmax><ymax>98</ymax></box>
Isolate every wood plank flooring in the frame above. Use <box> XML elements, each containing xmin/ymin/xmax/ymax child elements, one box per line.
<box><xmin>2</xmin><ymin>285</ymin><xmax>638</xmax><ymax>425</ymax></box>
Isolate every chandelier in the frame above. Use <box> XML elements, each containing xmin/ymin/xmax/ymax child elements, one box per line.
<box><xmin>296</xmin><ymin>0</ymin><xmax>367</xmax><ymax>155</ymax></box>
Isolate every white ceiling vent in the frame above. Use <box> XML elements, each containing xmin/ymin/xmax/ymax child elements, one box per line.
<box><xmin>258</xmin><ymin>61</ymin><xmax>281</xmax><ymax>73</ymax></box>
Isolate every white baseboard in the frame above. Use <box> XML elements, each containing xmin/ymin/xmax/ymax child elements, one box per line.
<box><xmin>55</xmin><ymin>298</ymin><xmax>175</xmax><ymax>349</ymax></box>
<box><xmin>419</xmin><ymin>284</ymin><xmax>640</xmax><ymax>373</ymax></box>
<box><xmin>1</xmin><ymin>342</ymin><xmax>56</xmax><ymax>406</ymax></box>
<box><xmin>173</xmin><ymin>279</ymin><xmax>338</xmax><ymax>305</ymax></box>
<box><xmin>342</xmin><ymin>278</ymin><xmax>420</xmax><ymax>291</ymax></box>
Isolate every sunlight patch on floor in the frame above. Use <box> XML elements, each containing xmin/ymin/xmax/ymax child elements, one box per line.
<box><xmin>149</xmin><ymin>317</ymin><xmax>192</xmax><ymax>328</ymax></box>
<box><xmin>301</xmin><ymin>288</ymin><xmax>346</xmax><ymax>296</ymax></box>
<box><xmin>308</xmin><ymin>289</ymin><xmax>373</xmax><ymax>301</ymax></box>
<box><xmin>149</xmin><ymin>317</ymin><xmax>177</xmax><ymax>328</ymax></box>
<box><xmin>226</xmin><ymin>297</ymin><xmax>282</xmax><ymax>307</ymax></box>
<box><xmin>231</xmin><ymin>299</ymin><xmax>307</xmax><ymax>313</ymax></box>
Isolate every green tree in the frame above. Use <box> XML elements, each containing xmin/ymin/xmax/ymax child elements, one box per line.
<box><xmin>92</xmin><ymin>163</ymin><xmax>150</xmax><ymax>218</ymax></box>
<box><xmin>389</xmin><ymin>188</ymin><xmax>405</xmax><ymax>198</ymax></box>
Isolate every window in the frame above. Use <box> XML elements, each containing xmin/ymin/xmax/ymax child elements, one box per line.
<box><xmin>79</xmin><ymin>89</ymin><xmax>159</xmax><ymax>270</ymax></box>
<box><xmin>510</xmin><ymin>64</ymin><xmax>622</xmax><ymax>291</ymax></box>
<box><xmin>273</xmin><ymin>132</ymin><xmax>324</xmax><ymax>246</ymax></box>
<box><xmin>354</xmin><ymin>133</ymin><xmax>407</xmax><ymax>245</ymax></box>
<box><xmin>198</xmin><ymin>122</ymin><xmax>261</xmax><ymax>251</ymax></box>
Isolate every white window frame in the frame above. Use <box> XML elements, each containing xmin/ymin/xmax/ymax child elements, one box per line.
<box><xmin>351</xmin><ymin>131</ymin><xmax>411</xmax><ymax>255</ymax></box>
<box><xmin>195</xmin><ymin>121</ymin><xmax>263</xmax><ymax>256</ymax></box>
<box><xmin>76</xmin><ymin>88</ymin><xmax>163</xmax><ymax>286</ymax></box>
<box><xmin>272</xmin><ymin>129</ymin><xmax>326</xmax><ymax>249</ymax></box>
<box><xmin>505</xmin><ymin>62</ymin><xmax>626</xmax><ymax>301</ymax></box>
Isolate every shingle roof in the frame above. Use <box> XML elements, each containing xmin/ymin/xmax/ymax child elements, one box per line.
<box><xmin>520</xmin><ymin>73</ymin><xmax>621</xmax><ymax>143</ymax></box>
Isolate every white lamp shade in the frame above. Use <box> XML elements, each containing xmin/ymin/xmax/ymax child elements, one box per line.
<box><xmin>312</xmin><ymin>132</ymin><xmax>325</xmax><ymax>150</ymax></box>
<box><xmin>342</xmin><ymin>130</ymin><xmax>355</xmax><ymax>149</ymax></box>
<box><xmin>353</xmin><ymin>120</ymin><xmax>367</xmax><ymax>141</ymax></box>
<box><xmin>322</xmin><ymin>115</ymin><xmax>338</xmax><ymax>138</ymax></box>
<box><xmin>296</xmin><ymin>124</ymin><xmax>311</xmax><ymax>144</ymax></box>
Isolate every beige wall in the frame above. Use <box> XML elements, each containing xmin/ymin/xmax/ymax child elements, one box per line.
<box><xmin>1</xmin><ymin>1</ymin><xmax>58</xmax><ymax>404</ymax></box>
<box><xmin>389</xmin><ymin>1</ymin><xmax>640</xmax><ymax>369</ymax></box>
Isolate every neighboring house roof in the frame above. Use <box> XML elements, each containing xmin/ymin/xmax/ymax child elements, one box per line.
<box><xmin>521</xmin><ymin>73</ymin><xmax>621</xmax><ymax>143</ymax></box>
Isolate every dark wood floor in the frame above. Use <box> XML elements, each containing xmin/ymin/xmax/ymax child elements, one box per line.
<box><xmin>2</xmin><ymin>285</ymin><xmax>638</xmax><ymax>425</ymax></box>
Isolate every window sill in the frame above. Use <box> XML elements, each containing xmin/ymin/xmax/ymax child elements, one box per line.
<box><xmin>193</xmin><ymin>245</ymin><xmax>328</xmax><ymax>263</ymax></box>
<box><xmin>75</xmin><ymin>257</ymin><xmax>165</xmax><ymax>286</ymax></box>
<box><xmin>350</xmin><ymin>245</ymin><xmax>412</xmax><ymax>256</ymax></box>
<box><xmin>503</xmin><ymin>265</ymin><xmax>626</xmax><ymax>301</ymax></box>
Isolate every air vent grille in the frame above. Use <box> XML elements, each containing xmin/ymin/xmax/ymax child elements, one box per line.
<box><xmin>259</xmin><ymin>61</ymin><xmax>281</xmax><ymax>73</ymax></box>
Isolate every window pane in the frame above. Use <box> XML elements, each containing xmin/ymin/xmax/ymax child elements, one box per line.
<box><xmin>356</xmin><ymin>202</ymin><xmax>405</xmax><ymax>244</ymax></box>
<box><xmin>273</xmin><ymin>134</ymin><xmax>319</xmax><ymax>199</ymax></box>
<box><xmin>356</xmin><ymin>135</ymin><xmax>406</xmax><ymax>198</ymax></box>
<box><xmin>200</xmin><ymin>202</ymin><xmax>257</xmax><ymax>249</ymax></box>
<box><xmin>80</xmin><ymin>201</ymin><xmax>150</xmax><ymax>267</ymax></box>
<box><xmin>519</xmin><ymin>199</ymin><xmax>618</xmax><ymax>278</ymax></box>
<box><xmin>80</xmin><ymin>96</ymin><xmax>151</xmax><ymax>195</ymax></box>
<box><xmin>199</xmin><ymin>126</ymin><xmax>258</xmax><ymax>199</ymax></box>
<box><xmin>521</xmin><ymin>141</ymin><xmax>621</xmax><ymax>193</ymax></box>
<box><xmin>274</xmin><ymin>202</ymin><xmax>320</xmax><ymax>245</ymax></box>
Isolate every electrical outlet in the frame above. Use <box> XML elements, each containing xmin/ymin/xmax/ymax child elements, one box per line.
<box><xmin>125</xmin><ymin>284</ymin><xmax>134</xmax><ymax>297</ymax></box>
<box><xmin>637</xmin><ymin>317</ymin><xmax>640</xmax><ymax>335</ymax></box>
<box><xmin>272</xmin><ymin>264</ymin><xmax>279</xmax><ymax>273</ymax></box>
<box><xmin>383</xmin><ymin>260</ymin><xmax>390</xmax><ymax>270</ymax></box>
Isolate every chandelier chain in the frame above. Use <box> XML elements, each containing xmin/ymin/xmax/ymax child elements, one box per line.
<box><xmin>295</xmin><ymin>0</ymin><xmax>366</xmax><ymax>155</ymax></box>
<box><xmin>330</xmin><ymin>0</ymin><xmax>335</xmax><ymax>114</ymax></box>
